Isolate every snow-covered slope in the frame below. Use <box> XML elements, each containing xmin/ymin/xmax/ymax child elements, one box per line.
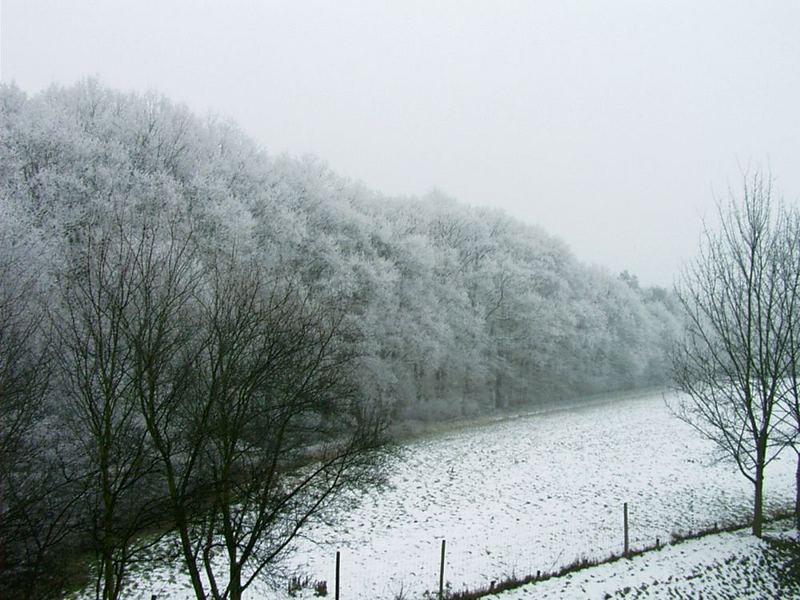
<box><xmin>112</xmin><ymin>391</ymin><xmax>798</xmax><ymax>599</ymax></box>
<box><xmin>498</xmin><ymin>522</ymin><xmax>800</xmax><ymax>599</ymax></box>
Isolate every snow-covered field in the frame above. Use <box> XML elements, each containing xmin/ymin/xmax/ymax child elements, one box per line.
<box><xmin>498</xmin><ymin>521</ymin><xmax>800</xmax><ymax>599</ymax></box>
<box><xmin>127</xmin><ymin>390</ymin><xmax>797</xmax><ymax>599</ymax></box>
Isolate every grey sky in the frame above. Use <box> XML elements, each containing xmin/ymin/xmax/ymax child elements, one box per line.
<box><xmin>2</xmin><ymin>0</ymin><xmax>798</xmax><ymax>286</ymax></box>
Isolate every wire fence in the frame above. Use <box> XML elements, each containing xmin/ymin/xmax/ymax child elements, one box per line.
<box><xmin>293</xmin><ymin>499</ymin><xmax>791</xmax><ymax>600</ymax></box>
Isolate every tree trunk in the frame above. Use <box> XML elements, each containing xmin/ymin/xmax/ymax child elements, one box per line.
<box><xmin>461</xmin><ymin>373</ymin><xmax>470</xmax><ymax>416</ymax></box>
<box><xmin>494</xmin><ymin>370</ymin><xmax>503</xmax><ymax>409</ymax></box>
<box><xmin>753</xmin><ymin>463</ymin><xmax>764</xmax><ymax>537</ymax></box>
<box><xmin>101</xmin><ymin>457</ymin><xmax>117</xmax><ymax>600</ymax></box>
<box><xmin>102</xmin><ymin>552</ymin><xmax>115</xmax><ymax>600</ymax></box>
<box><xmin>795</xmin><ymin>451</ymin><xmax>800</xmax><ymax>531</ymax></box>
<box><xmin>175</xmin><ymin>513</ymin><xmax>206</xmax><ymax>599</ymax></box>
<box><xmin>229</xmin><ymin>564</ymin><xmax>242</xmax><ymax>600</ymax></box>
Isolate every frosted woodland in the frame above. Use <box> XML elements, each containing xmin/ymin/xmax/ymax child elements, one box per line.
<box><xmin>2</xmin><ymin>82</ymin><xmax>799</xmax><ymax>599</ymax></box>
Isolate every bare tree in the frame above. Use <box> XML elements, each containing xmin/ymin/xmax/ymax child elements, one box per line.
<box><xmin>672</xmin><ymin>173</ymin><xmax>795</xmax><ymax>537</ymax></box>
<box><xmin>133</xmin><ymin>248</ymin><xmax>387</xmax><ymax>600</ymax></box>
<box><xmin>51</xmin><ymin>207</ymin><xmax>180</xmax><ymax>600</ymax></box>
<box><xmin>45</xmin><ymin>195</ymin><xmax>388</xmax><ymax>599</ymax></box>
<box><xmin>113</xmin><ymin>210</ymin><xmax>208</xmax><ymax>598</ymax></box>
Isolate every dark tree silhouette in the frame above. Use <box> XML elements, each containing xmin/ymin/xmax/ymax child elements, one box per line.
<box><xmin>672</xmin><ymin>173</ymin><xmax>796</xmax><ymax>537</ymax></box>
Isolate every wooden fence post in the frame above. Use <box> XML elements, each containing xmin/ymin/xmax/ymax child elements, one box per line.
<box><xmin>439</xmin><ymin>539</ymin><xmax>446</xmax><ymax>600</ymax></box>
<box><xmin>623</xmin><ymin>502</ymin><xmax>629</xmax><ymax>557</ymax></box>
<box><xmin>335</xmin><ymin>551</ymin><xmax>341</xmax><ymax>600</ymax></box>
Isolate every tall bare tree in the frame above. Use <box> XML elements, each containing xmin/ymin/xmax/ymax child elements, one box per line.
<box><xmin>133</xmin><ymin>249</ymin><xmax>388</xmax><ymax>600</ymax></box>
<box><xmin>52</xmin><ymin>207</ymin><xmax>181</xmax><ymax>600</ymax></box>
<box><xmin>672</xmin><ymin>173</ymin><xmax>795</xmax><ymax>537</ymax></box>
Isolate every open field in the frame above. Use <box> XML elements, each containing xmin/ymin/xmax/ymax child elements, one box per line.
<box><xmin>119</xmin><ymin>390</ymin><xmax>797</xmax><ymax>599</ymax></box>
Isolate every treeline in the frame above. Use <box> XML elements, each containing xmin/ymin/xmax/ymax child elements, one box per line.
<box><xmin>0</xmin><ymin>80</ymin><xmax>681</xmax><ymax>597</ymax></box>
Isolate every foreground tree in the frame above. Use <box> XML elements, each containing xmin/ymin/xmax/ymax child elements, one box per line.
<box><xmin>52</xmin><ymin>208</ymin><xmax>177</xmax><ymax>600</ymax></box>
<box><xmin>135</xmin><ymin>249</ymin><xmax>387</xmax><ymax>600</ymax></box>
<box><xmin>79</xmin><ymin>201</ymin><xmax>390</xmax><ymax>599</ymax></box>
<box><xmin>49</xmin><ymin>198</ymin><xmax>388</xmax><ymax>598</ymax></box>
<box><xmin>672</xmin><ymin>173</ymin><xmax>795</xmax><ymax>537</ymax></box>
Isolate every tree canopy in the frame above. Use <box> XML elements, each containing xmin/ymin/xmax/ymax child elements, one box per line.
<box><xmin>0</xmin><ymin>80</ymin><xmax>681</xmax><ymax>421</ymax></box>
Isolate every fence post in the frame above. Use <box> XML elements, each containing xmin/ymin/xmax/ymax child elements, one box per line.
<box><xmin>335</xmin><ymin>551</ymin><xmax>341</xmax><ymax>600</ymax></box>
<box><xmin>623</xmin><ymin>502</ymin><xmax>629</xmax><ymax>557</ymax></box>
<box><xmin>439</xmin><ymin>539</ymin><xmax>446</xmax><ymax>600</ymax></box>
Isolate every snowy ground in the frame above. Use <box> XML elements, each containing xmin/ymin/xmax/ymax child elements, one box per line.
<box><xmin>497</xmin><ymin>522</ymin><xmax>800</xmax><ymax>599</ymax></box>
<box><xmin>115</xmin><ymin>390</ymin><xmax>797</xmax><ymax>599</ymax></box>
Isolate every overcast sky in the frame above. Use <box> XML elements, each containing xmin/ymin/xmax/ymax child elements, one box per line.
<box><xmin>2</xmin><ymin>1</ymin><xmax>798</xmax><ymax>286</ymax></box>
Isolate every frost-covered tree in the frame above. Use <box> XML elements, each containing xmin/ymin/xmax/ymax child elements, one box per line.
<box><xmin>1</xmin><ymin>79</ymin><xmax>682</xmax><ymax>427</ymax></box>
<box><xmin>0</xmin><ymin>202</ymin><xmax>80</xmax><ymax>599</ymax></box>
